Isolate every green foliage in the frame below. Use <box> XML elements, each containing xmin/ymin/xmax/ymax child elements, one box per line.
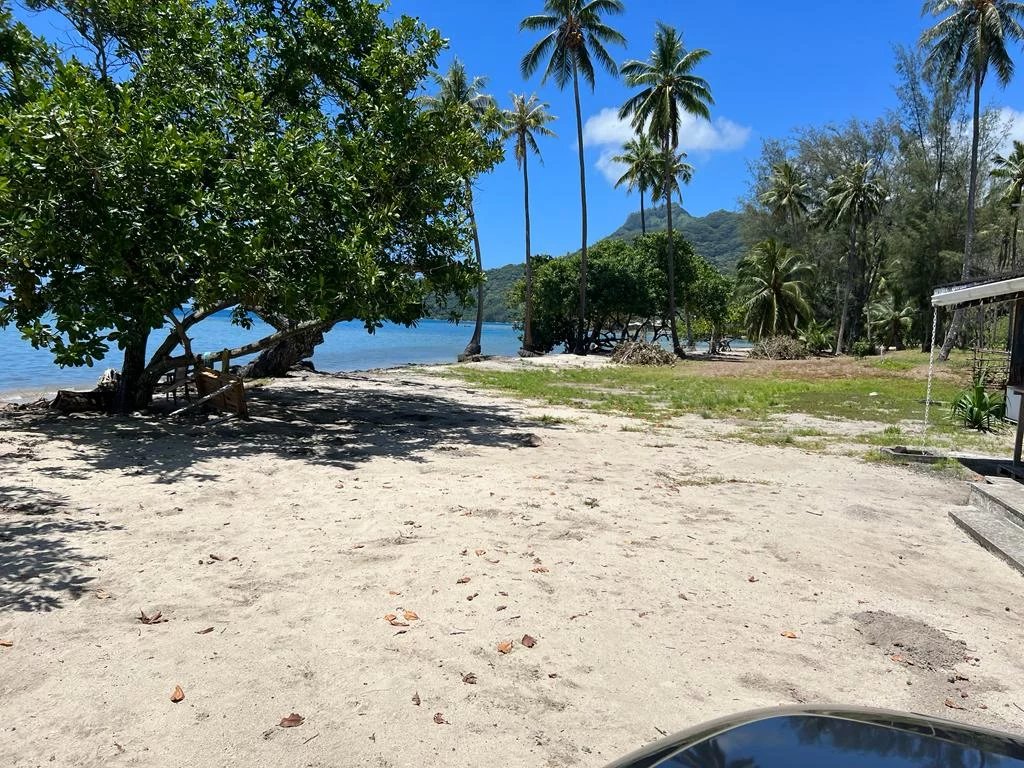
<box><xmin>799</xmin><ymin>320</ymin><xmax>835</xmax><ymax>355</ymax></box>
<box><xmin>748</xmin><ymin>336</ymin><xmax>809</xmax><ymax>361</ymax></box>
<box><xmin>607</xmin><ymin>203</ymin><xmax>746</xmax><ymax>272</ymax></box>
<box><xmin>851</xmin><ymin>340</ymin><xmax>878</xmax><ymax>358</ymax></box>
<box><xmin>0</xmin><ymin>1</ymin><xmax>499</xmax><ymax>405</ymax></box>
<box><xmin>736</xmin><ymin>239</ymin><xmax>813</xmax><ymax>340</ymax></box>
<box><xmin>951</xmin><ymin>375</ymin><xmax>1006</xmax><ymax>432</ymax></box>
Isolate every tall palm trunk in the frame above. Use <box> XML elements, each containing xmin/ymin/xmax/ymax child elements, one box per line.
<box><xmin>640</xmin><ymin>187</ymin><xmax>646</xmax><ymax>235</ymax></box>
<box><xmin>520</xmin><ymin>140</ymin><xmax>536</xmax><ymax>355</ymax></box>
<box><xmin>463</xmin><ymin>180</ymin><xmax>485</xmax><ymax>358</ymax></box>
<box><xmin>663</xmin><ymin>135</ymin><xmax>681</xmax><ymax>355</ymax></box>
<box><xmin>939</xmin><ymin>65</ymin><xmax>983</xmax><ymax>361</ymax></box>
<box><xmin>1013</xmin><ymin>205</ymin><xmax>1020</xmax><ymax>271</ymax></box>
<box><xmin>836</xmin><ymin>219</ymin><xmax>856</xmax><ymax>354</ymax></box>
<box><xmin>572</xmin><ymin>61</ymin><xmax>589</xmax><ymax>355</ymax></box>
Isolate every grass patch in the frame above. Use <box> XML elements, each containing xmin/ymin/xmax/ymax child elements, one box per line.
<box><xmin>527</xmin><ymin>414</ymin><xmax>576</xmax><ymax>426</ymax></box>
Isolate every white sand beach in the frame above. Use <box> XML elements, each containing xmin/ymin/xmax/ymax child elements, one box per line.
<box><xmin>2</xmin><ymin>362</ymin><xmax>1023</xmax><ymax>767</ymax></box>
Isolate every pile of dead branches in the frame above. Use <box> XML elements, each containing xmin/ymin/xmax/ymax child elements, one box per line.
<box><xmin>611</xmin><ymin>341</ymin><xmax>676</xmax><ymax>367</ymax></box>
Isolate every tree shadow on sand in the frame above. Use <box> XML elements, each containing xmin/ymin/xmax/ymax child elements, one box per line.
<box><xmin>6</xmin><ymin>372</ymin><xmax>548</xmax><ymax>486</ymax></box>
<box><xmin>0</xmin><ymin>484</ymin><xmax>121</xmax><ymax>612</ymax></box>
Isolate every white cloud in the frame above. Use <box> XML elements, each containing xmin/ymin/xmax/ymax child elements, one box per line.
<box><xmin>583</xmin><ymin>107</ymin><xmax>752</xmax><ymax>184</ymax></box>
<box><xmin>998</xmin><ymin>106</ymin><xmax>1024</xmax><ymax>155</ymax></box>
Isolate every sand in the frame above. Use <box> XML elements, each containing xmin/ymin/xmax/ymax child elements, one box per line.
<box><xmin>2</xmin><ymin>359</ymin><xmax>1024</xmax><ymax>767</ymax></box>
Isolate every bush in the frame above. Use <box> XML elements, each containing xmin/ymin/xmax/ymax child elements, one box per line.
<box><xmin>952</xmin><ymin>376</ymin><xmax>1005</xmax><ymax>432</ymax></box>
<box><xmin>799</xmin><ymin>320</ymin><xmax>834</xmax><ymax>355</ymax></box>
<box><xmin>748</xmin><ymin>336</ymin><xmax>808</xmax><ymax>360</ymax></box>
<box><xmin>851</xmin><ymin>340</ymin><xmax>877</xmax><ymax>358</ymax></box>
<box><xmin>611</xmin><ymin>341</ymin><xmax>676</xmax><ymax>366</ymax></box>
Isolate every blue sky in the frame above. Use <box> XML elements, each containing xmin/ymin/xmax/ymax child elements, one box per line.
<box><xmin>11</xmin><ymin>1</ymin><xmax>1024</xmax><ymax>270</ymax></box>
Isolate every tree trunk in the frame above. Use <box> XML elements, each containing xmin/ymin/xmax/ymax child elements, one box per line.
<box><xmin>520</xmin><ymin>144</ymin><xmax>536</xmax><ymax>355</ymax></box>
<box><xmin>464</xmin><ymin>180</ymin><xmax>485</xmax><ymax>358</ymax></box>
<box><xmin>1013</xmin><ymin>206</ymin><xmax>1020</xmax><ymax>272</ymax></box>
<box><xmin>939</xmin><ymin>65</ymin><xmax>983</xmax><ymax>361</ymax></box>
<box><xmin>116</xmin><ymin>327</ymin><xmax>153</xmax><ymax>412</ymax></box>
<box><xmin>572</xmin><ymin>62</ymin><xmax>588</xmax><ymax>355</ymax></box>
<box><xmin>662</xmin><ymin>140</ymin><xmax>682</xmax><ymax>356</ymax></box>
<box><xmin>239</xmin><ymin>322</ymin><xmax>326</xmax><ymax>378</ymax></box>
<box><xmin>685</xmin><ymin>309</ymin><xmax>694</xmax><ymax>349</ymax></box>
<box><xmin>640</xmin><ymin>188</ymin><xmax>646</xmax><ymax>235</ymax></box>
<box><xmin>836</xmin><ymin>220</ymin><xmax>856</xmax><ymax>354</ymax></box>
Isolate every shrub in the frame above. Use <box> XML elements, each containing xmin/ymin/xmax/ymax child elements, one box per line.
<box><xmin>611</xmin><ymin>341</ymin><xmax>676</xmax><ymax>366</ymax></box>
<box><xmin>851</xmin><ymin>340</ymin><xmax>877</xmax><ymax>358</ymax></box>
<box><xmin>952</xmin><ymin>375</ymin><xmax>1005</xmax><ymax>432</ymax></box>
<box><xmin>799</xmin><ymin>320</ymin><xmax>835</xmax><ymax>355</ymax></box>
<box><xmin>748</xmin><ymin>336</ymin><xmax>808</xmax><ymax>360</ymax></box>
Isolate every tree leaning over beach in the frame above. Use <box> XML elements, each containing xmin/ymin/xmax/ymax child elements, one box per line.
<box><xmin>502</xmin><ymin>93</ymin><xmax>557</xmax><ymax>355</ymax></box>
<box><xmin>0</xmin><ymin>0</ymin><xmax>500</xmax><ymax>410</ymax></box>
<box><xmin>520</xmin><ymin>0</ymin><xmax>626</xmax><ymax>355</ymax></box>
<box><xmin>619</xmin><ymin>22</ymin><xmax>713</xmax><ymax>356</ymax></box>
<box><xmin>921</xmin><ymin>0</ymin><xmax>1024</xmax><ymax>360</ymax></box>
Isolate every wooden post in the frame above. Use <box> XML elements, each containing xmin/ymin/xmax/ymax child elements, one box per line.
<box><xmin>221</xmin><ymin>350</ymin><xmax>230</xmax><ymax>375</ymax></box>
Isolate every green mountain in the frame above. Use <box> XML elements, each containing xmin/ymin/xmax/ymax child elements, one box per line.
<box><xmin>441</xmin><ymin>204</ymin><xmax>748</xmax><ymax>323</ymax></box>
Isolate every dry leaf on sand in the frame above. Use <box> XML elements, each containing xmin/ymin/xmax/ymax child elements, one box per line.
<box><xmin>170</xmin><ymin>686</ymin><xmax>185</xmax><ymax>703</ymax></box>
<box><xmin>780</xmin><ymin>631</ymin><xmax>798</xmax><ymax>639</ymax></box>
<box><xmin>497</xmin><ymin>640</ymin><xmax>513</xmax><ymax>654</ymax></box>
<box><xmin>412</xmin><ymin>692</ymin><xmax>421</xmax><ymax>706</ymax></box>
<box><xmin>403</xmin><ymin>610</ymin><xmax>419</xmax><ymax>622</ymax></box>
<box><xmin>279</xmin><ymin>713</ymin><xmax>304</xmax><ymax>727</ymax></box>
<box><xmin>433</xmin><ymin>712</ymin><xmax>448</xmax><ymax>724</ymax></box>
<box><xmin>462</xmin><ymin>673</ymin><xmax>477</xmax><ymax>685</ymax></box>
<box><xmin>521</xmin><ymin>634</ymin><xmax>537</xmax><ymax>648</ymax></box>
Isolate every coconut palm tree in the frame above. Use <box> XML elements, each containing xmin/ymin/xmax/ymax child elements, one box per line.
<box><xmin>520</xmin><ymin>0</ymin><xmax>626</xmax><ymax>354</ymax></box>
<box><xmin>870</xmin><ymin>295</ymin><xmax>915</xmax><ymax>350</ymax></box>
<box><xmin>650</xmin><ymin>147</ymin><xmax>695</xmax><ymax>206</ymax></box>
<box><xmin>737</xmin><ymin>239</ymin><xmax>813</xmax><ymax>341</ymax></box>
<box><xmin>992</xmin><ymin>139</ymin><xmax>1024</xmax><ymax>270</ymax></box>
<box><xmin>612</xmin><ymin>135</ymin><xmax>659</xmax><ymax>234</ymax></box>
<box><xmin>420</xmin><ymin>59</ymin><xmax>496</xmax><ymax>358</ymax></box>
<box><xmin>922</xmin><ymin>0</ymin><xmax>1024</xmax><ymax>359</ymax></box>
<box><xmin>824</xmin><ymin>161</ymin><xmax>888</xmax><ymax>353</ymax></box>
<box><xmin>760</xmin><ymin>160</ymin><xmax>813</xmax><ymax>232</ymax></box>
<box><xmin>619</xmin><ymin>22</ymin><xmax>713</xmax><ymax>356</ymax></box>
<box><xmin>502</xmin><ymin>93</ymin><xmax>557</xmax><ymax>355</ymax></box>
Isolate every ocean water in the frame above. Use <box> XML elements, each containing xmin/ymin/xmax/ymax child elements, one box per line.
<box><xmin>0</xmin><ymin>315</ymin><xmax>524</xmax><ymax>402</ymax></box>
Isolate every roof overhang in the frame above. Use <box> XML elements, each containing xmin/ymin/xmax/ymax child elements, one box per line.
<box><xmin>932</xmin><ymin>276</ymin><xmax>1024</xmax><ymax>308</ymax></box>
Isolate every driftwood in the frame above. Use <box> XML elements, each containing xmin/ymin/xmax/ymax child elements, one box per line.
<box><xmin>50</xmin><ymin>388</ymin><xmax>115</xmax><ymax>414</ymax></box>
<box><xmin>170</xmin><ymin>368</ymin><xmax>249</xmax><ymax>420</ymax></box>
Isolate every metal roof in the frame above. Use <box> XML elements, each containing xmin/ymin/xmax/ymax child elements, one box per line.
<box><xmin>931</xmin><ymin>276</ymin><xmax>1024</xmax><ymax>308</ymax></box>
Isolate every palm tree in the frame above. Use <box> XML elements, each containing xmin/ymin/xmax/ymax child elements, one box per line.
<box><xmin>521</xmin><ymin>0</ymin><xmax>626</xmax><ymax>354</ymax></box>
<box><xmin>737</xmin><ymin>239</ymin><xmax>813</xmax><ymax>341</ymax></box>
<box><xmin>992</xmin><ymin>139</ymin><xmax>1024</xmax><ymax>270</ymax></box>
<box><xmin>650</xmin><ymin>147</ymin><xmax>695</xmax><ymax>206</ymax></box>
<box><xmin>619</xmin><ymin>22</ymin><xmax>713</xmax><ymax>356</ymax></box>
<box><xmin>420</xmin><ymin>59</ymin><xmax>496</xmax><ymax>358</ymax></box>
<box><xmin>612</xmin><ymin>135</ymin><xmax>659</xmax><ymax>234</ymax></box>
<box><xmin>502</xmin><ymin>93</ymin><xmax>556</xmax><ymax>355</ymax></box>
<box><xmin>824</xmin><ymin>161</ymin><xmax>888</xmax><ymax>353</ymax></box>
<box><xmin>922</xmin><ymin>0</ymin><xmax>1024</xmax><ymax>359</ymax></box>
<box><xmin>870</xmin><ymin>295</ymin><xmax>915</xmax><ymax>350</ymax></box>
<box><xmin>760</xmin><ymin>160</ymin><xmax>813</xmax><ymax>231</ymax></box>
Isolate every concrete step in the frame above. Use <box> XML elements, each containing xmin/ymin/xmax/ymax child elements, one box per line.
<box><xmin>968</xmin><ymin>478</ymin><xmax>1024</xmax><ymax>528</ymax></box>
<box><xmin>950</xmin><ymin>504</ymin><xmax>1024</xmax><ymax>576</ymax></box>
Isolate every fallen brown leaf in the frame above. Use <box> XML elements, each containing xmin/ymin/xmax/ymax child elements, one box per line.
<box><xmin>474</xmin><ymin>549</ymin><xmax>486</xmax><ymax>557</ymax></box>
<box><xmin>462</xmin><ymin>673</ymin><xmax>477</xmax><ymax>685</ymax></box>
<box><xmin>531</xmin><ymin>566</ymin><xmax>549</xmax><ymax>574</ymax></box>
<box><xmin>170</xmin><ymin>685</ymin><xmax>185</xmax><ymax>703</ymax></box>
<box><xmin>456</xmin><ymin>577</ymin><xmax>471</xmax><ymax>584</ymax></box>
<box><xmin>944</xmin><ymin>698</ymin><xmax>965</xmax><ymax>710</ymax></box>
<box><xmin>780</xmin><ymin>631</ymin><xmax>798</xmax><ymax>639</ymax></box>
<box><xmin>497</xmin><ymin>640</ymin><xmax>513</xmax><ymax>654</ymax></box>
<box><xmin>384</xmin><ymin>613</ymin><xmax>397</xmax><ymax>622</ymax></box>
<box><xmin>412</xmin><ymin>692</ymin><xmax>421</xmax><ymax>706</ymax></box>
<box><xmin>279</xmin><ymin>713</ymin><xmax>304</xmax><ymax>727</ymax></box>
<box><xmin>94</xmin><ymin>589</ymin><xmax>112</xmax><ymax>599</ymax></box>
<box><xmin>0</xmin><ymin>640</ymin><xmax>13</xmax><ymax>648</ymax></box>
<box><xmin>195</xmin><ymin>627</ymin><xmax>215</xmax><ymax>635</ymax></box>
<box><xmin>433</xmin><ymin>712</ymin><xmax>447</xmax><ymax>725</ymax></box>
<box><xmin>389</xmin><ymin>619</ymin><xmax>409</xmax><ymax>627</ymax></box>
<box><xmin>388</xmin><ymin>590</ymin><xmax>402</xmax><ymax>596</ymax></box>
<box><xmin>403</xmin><ymin>610</ymin><xmax>419</xmax><ymax>621</ymax></box>
<box><xmin>521</xmin><ymin>634</ymin><xmax>537</xmax><ymax>648</ymax></box>
<box><xmin>747</xmin><ymin>576</ymin><xmax>759</xmax><ymax>583</ymax></box>
<box><xmin>496</xmin><ymin>605</ymin><xmax>507</xmax><ymax>611</ymax></box>
<box><xmin>138</xmin><ymin>610</ymin><xmax>168</xmax><ymax>625</ymax></box>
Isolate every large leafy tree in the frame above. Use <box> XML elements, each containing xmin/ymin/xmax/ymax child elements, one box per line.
<box><xmin>736</xmin><ymin>239</ymin><xmax>813</xmax><ymax>341</ymax></box>
<box><xmin>922</xmin><ymin>0</ymin><xmax>1024</xmax><ymax>359</ymax></box>
<box><xmin>992</xmin><ymin>139</ymin><xmax>1024</xmax><ymax>270</ymax></box>
<box><xmin>612</xmin><ymin>134</ymin><xmax>659</xmax><ymax>234</ymax></box>
<box><xmin>0</xmin><ymin>0</ymin><xmax>499</xmax><ymax>409</ymax></box>
<box><xmin>420</xmin><ymin>58</ymin><xmax>498</xmax><ymax>358</ymax></box>
<box><xmin>619</xmin><ymin>22</ymin><xmax>713</xmax><ymax>357</ymax></box>
<box><xmin>501</xmin><ymin>93</ymin><xmax>556</xmax><ymax>355</ymax></box>
<box><xmin>520</xmin><ymin>0</ymin><xmax>626</xmax><ymax>354</ymax></box>
<box><xmin>824</xmin><ymin>161</ymin><xmax>888</xmax><ymax>352</ymax></box>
